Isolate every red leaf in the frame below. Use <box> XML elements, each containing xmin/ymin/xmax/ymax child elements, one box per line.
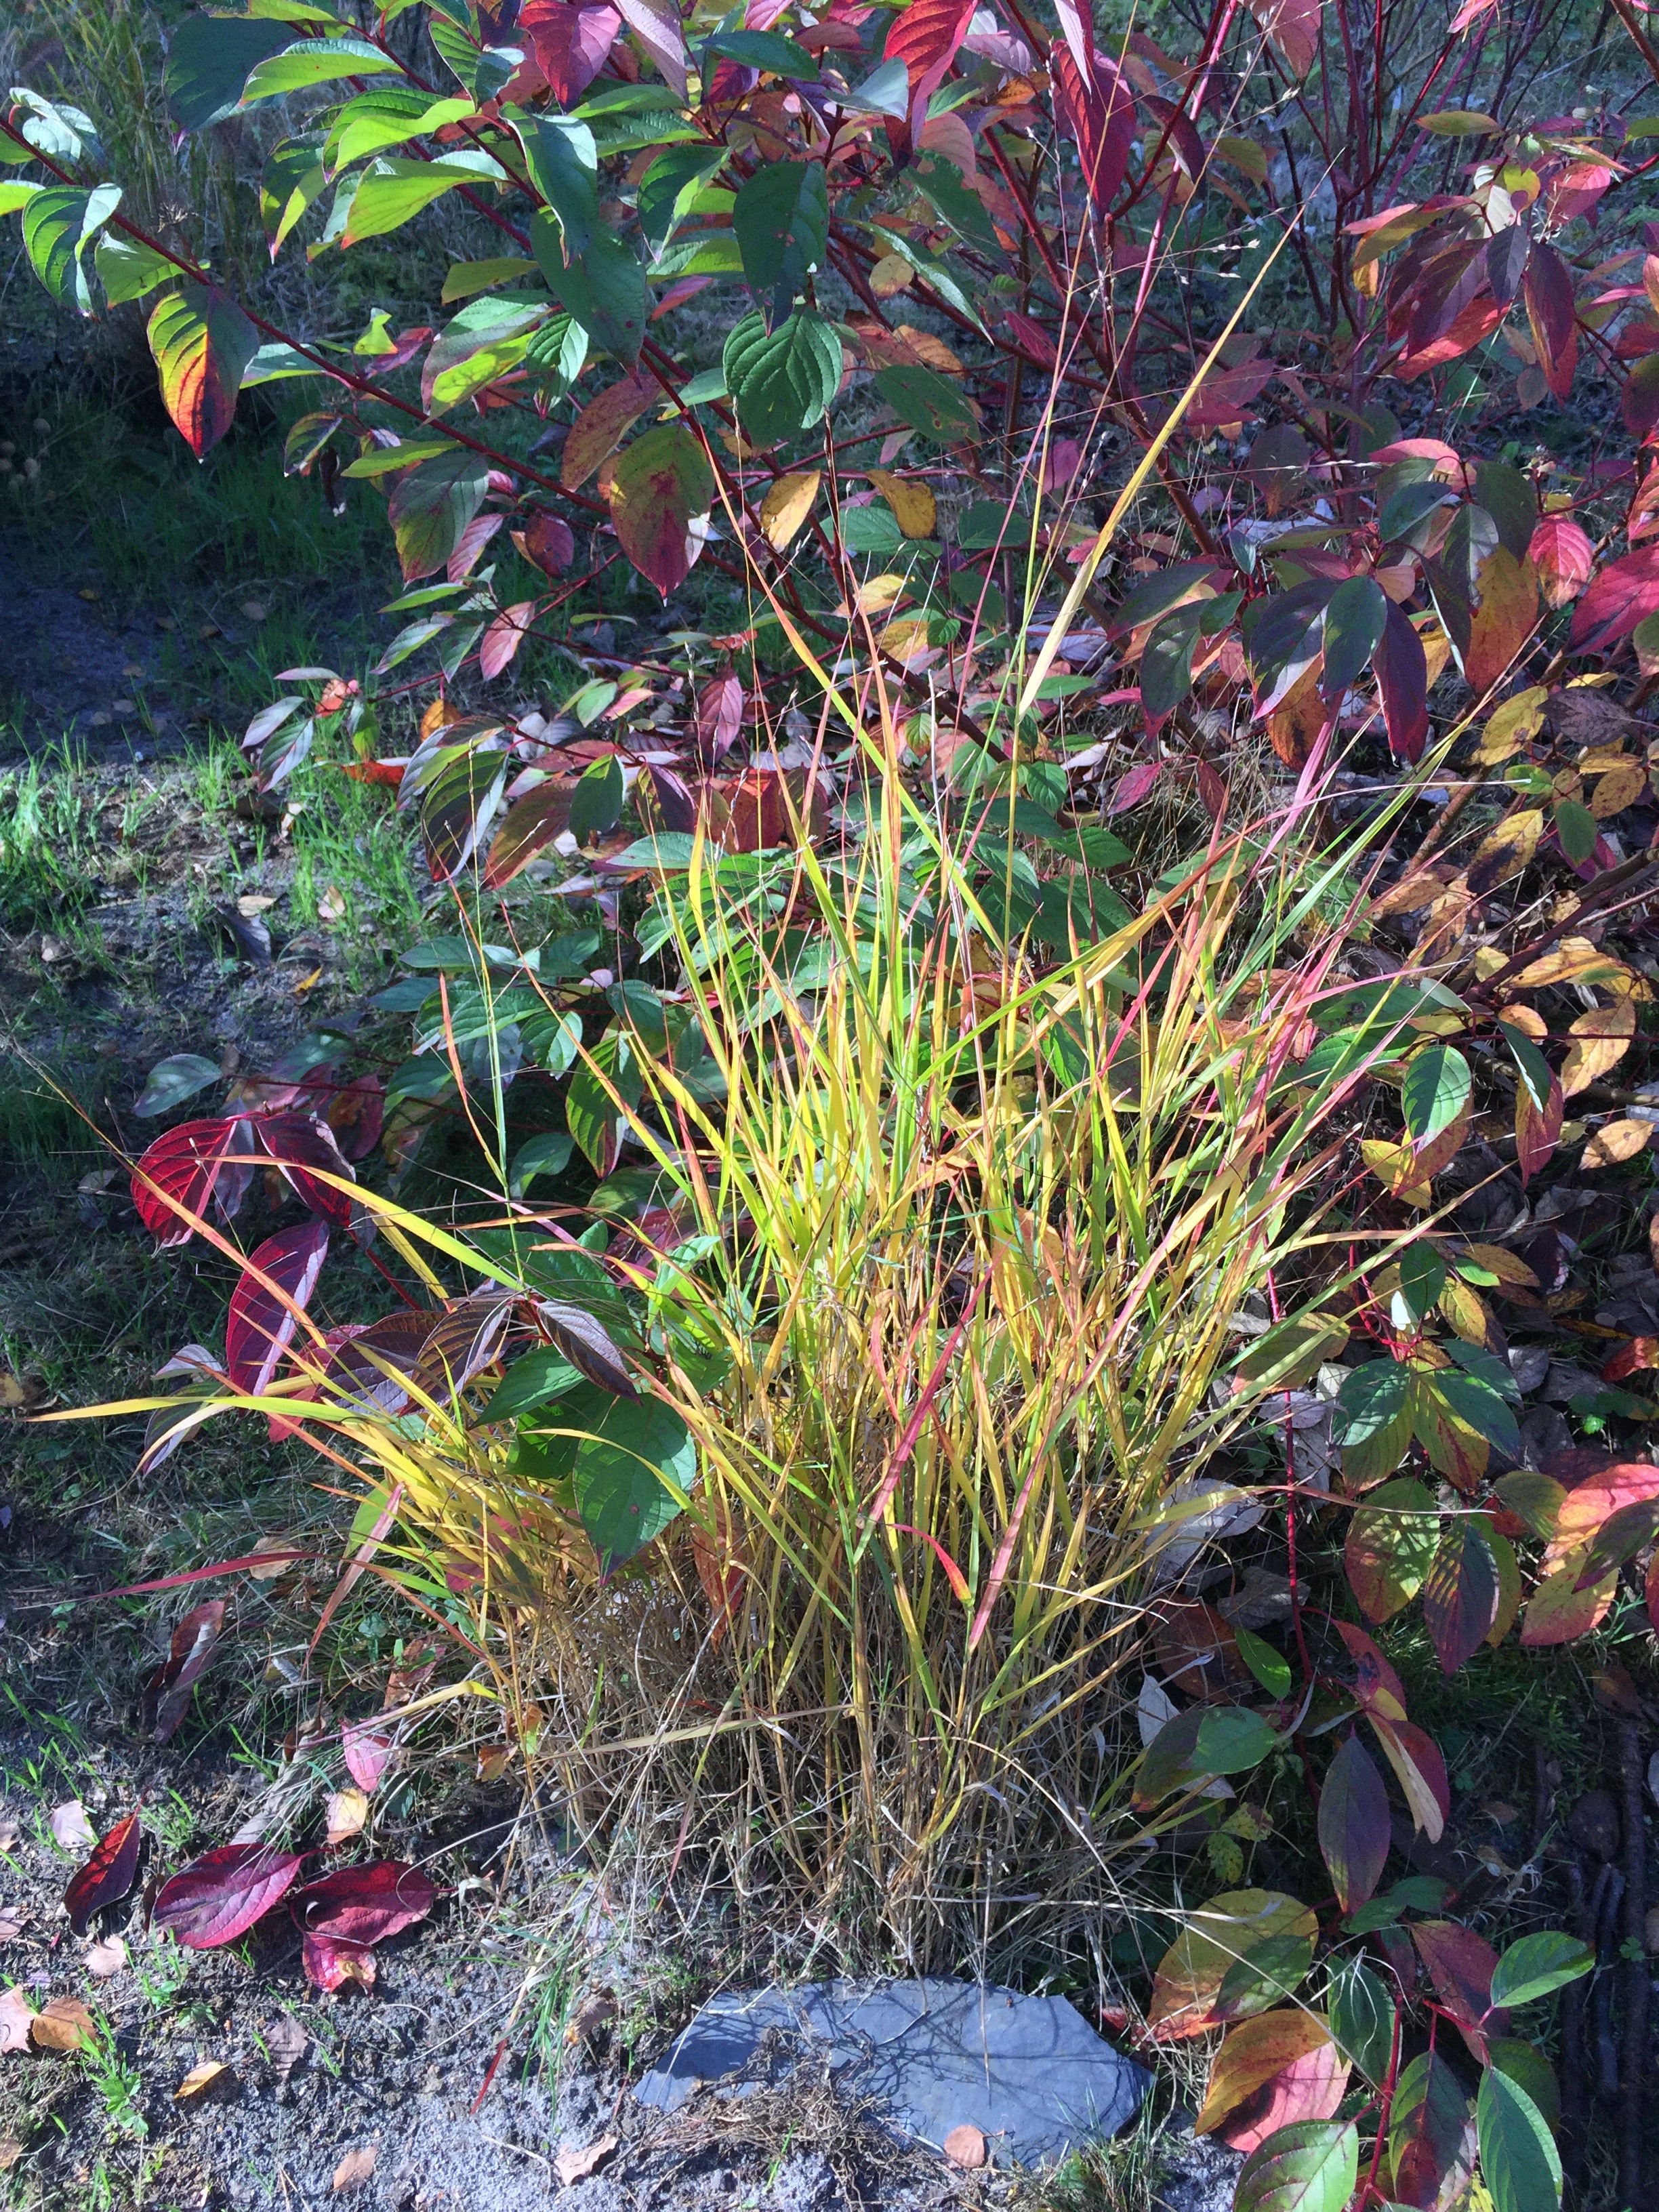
<box><xmin>1513</xmin><ymin>1067</ymin><xmax>1563</xmax><ymax>1185</ymax></box>
<box><xmin>1244</xmin><ymin>0</ymin><xmax>1323</xmax><ymax>75</ymax></box>
<box><xmin>129</xmin><ymin>1118</ymin><xmax>241</xmax><ymax>1249</ymax></box>
<box><xmin>1317</xmin><ymin>1734</ymin><xmax>1391</xmax><ymax>1912</ymax></box>
<box><xmin>342</xmin><ymin>1722</ymin><xmax>394</xmax><ymax>1795</ymax></box>
<box><xmin>1647</xmin><ymin>1549</ymin><xmax>1659</xmax><ymax>1637</ymax></box>
<box><xmin>1108</xmin><ymin>760</ymin><xmax>1163</xmax><ymax>814</ymax></box>
<box><xmin>1572</xmin><ymin>541</ymin><xmax>1659</xmax><ymax>655</ymax></box>
<box><xmin>1391</xmin><ymin>2049</ymin><xmax>1477</xmax><ymax>2209</ymax></box>
<box><xmin>152</xmin><ymin>1843</ymin><xmax>305</xmax><ymax>1948</ymax></box>
<box><xmin>1050</xmin><ymin>46</ymin><xmax>1136</xmax><ymax>213</ymax></box>
<box><xmin>513</xmin><ymin>510</ymin><xmax>575</xmax><ymax>575</ymax></box>
<box><xmin>64</xmin><ymin>1814</ymin><xmax>144</xmax><ymax>1936</ymax></box>
<box><xmin>1376</xmin><ymin>599</ymin><xmax>1429</xmax><ymax>762</ymax></box>
<box><xmin>147</xmin><ymin>285</ymin><xmax>260</xmax><ymax>459</ymax></box>
<box><xmin>303</xmin><ymin>1931</ymin><xmax>375</xmax><ymax>1992</ymax></box>
<box><xmin>562</xmin><ymin>372</ymin><xmax>659</xmax><ymax>492</ymax></box>
<box><xmin>254</xmin><ymin>1111</ymin><xmax>355</xmax><ymax>1225</ymax></box>
<box><xmin>608</xmin><ymin>423</ymin><xmax>714</xmax><ymax>598</ymax></box>
<box><xmin>1195</xmin><ymin>2012</ymin><xmax>1347</xmax><ymax>2148</ymax></box>
<box><xmin>1369</xmin><ymin>1714</ymin><xmax>1450</xmax><ymax>1840</ymax></box>
<box><xmin>695</xmin><ymin>672</ymin><xmax>745</xmax><ymax>762</ymax></box>
<box><xmin>520</xmin><ymin>0</ymin><xmax>622</xmax><ymax>102</ymax></box>
<box><xmin>325</xmin><ymin>1075</ymin><xmax>385</xmax><ymax>1166</ymax></box>
<box><xmin>1530</xmin><ymin>516</ymin><xmax>1595</xmax><ymax>607</ymax></box>
<box><xmin>1334</xmin><ymin>1620</ymin><xmax>1408</xmax><ymax>1721</ymax></box>
<box><xmin>883</xmin><ymin>0</ymin><xmax>975</xmax><ymax>95</ymax></box>
<box><xmin>1412</xmin><ymin>1920</ymin><xmax>1504</xmax><ymax>2062</ymax></box>
<box><xmin>1421</xmin><ymin>1516</ymin><xmax>1500</xmax><ymax>1674</ymax></box>
<box><xmin>226</xmin><ymin>1221</ymin><xmax>330</xmax><ymax>1397</ymax></box>
<box><xmin>480</xmin><ymin>602</ymin><xmax>536</xmax><ymax>681</ymax></box>
<box><xmin>1523</xmin><ymin>241</ymin><xmax>1578</xmax><ymax>399</ymax></box>
<box><xmin>291</xmin><ymin>1861</ymin><xmax>436</xmax><ymax>1948</ymax></box>
<box><xmin>140</xmin><ymin>1600</ymin><xmax>226</xmax><ymax>1742</ymax></box>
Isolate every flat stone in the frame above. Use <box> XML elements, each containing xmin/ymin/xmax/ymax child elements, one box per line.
<box><xmin>634</xmin><ymin>1977</ymin><xmax>1149</xmax><ymax>2168</ymax></box>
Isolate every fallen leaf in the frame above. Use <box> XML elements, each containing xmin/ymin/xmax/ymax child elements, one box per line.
<box><xmin>325</xmin><ymin>1789</ymin><xmax>369</xmax><ymax>1847</ymax></box>
<box><xmin>49</xmin><ymin>1803</ymin><xmax>96</xmax><ymax>1853</ymax></box>
<box><xmin>565</xmin><ymin>1988</ymin><xmax>618</xmax><ymax>2045</ymax></box>
<box><xmin>293</xmin><ymin>968</ymin><xmax>324</xmax><ymax>997</ymax></box>
<box><xmin>236</xmin><ymin>895</ymin><xmax>276</xmax><ymax>917</ymax></box>
<box><xmin>0</xmin><ymin>2140</ymin><xmax>20</xmax><ymax>2170</ymax></box>
<box><xmin>333</xmin><ymin>2143</ymin><xmax>377</xmax><ymax>2192</ymax></box>
<box><xmin>317</xmin><ymin>886</ymin><xmax>347</xmax><ymax>925</ymax></box>
<box><xmin>943</xmin><ymin>2124</ymin><xmax>987</xmax><ymax>2169</ymax></box>
<box><xmin>241</xmin><ymin>600</ymin><xmax>268</xmax><ymax>622</ymax></box>
<box><xmin>246</xmin><ymin>1536</ymin><xmax>295</xmax><ymax>1582</ymax></box>
<box><xmin>1583</xmin><ymin>1118</ymin><xmax>1653</xmax><ymax>1167</ymax></box>
<box><xmin>64</xmin><ymin>1811</ymin><xmax>144</xmax><ymax>1933</ymax></box>
<box><xmin>0</xmin><ymin>1990</ymin><xmax>33</xmax><ymax>2053</ymax></box>
<box><xmin>342</xmin><ymin>1721</ymin><xmax>394</xmax><ymax>1793</ymax></box>
<box><xmin>304</xmin><ymin>1932</ymin><xmax>375</xmax><ymax>1992</ymax></box>
<box><xmin>29</xmin><ymin>1996</ymin><xmax>95</xmax><ymax>2053</ymax></box>
<box><xmin>267</xmin><ymin>2012</ymin><xmax>308</xmax><ymax>2082</ymax></box>
<box><xmin>0</xmin><ymin>1371</ymin><xmax>47</xmax><ymax>1411</ymax></box>
<box><xmin>0</xmin><ymin>1910</ymin><xmax>22</xmax><ymax>1943</ymax></box>
<box><xmin>85</xmin><ymin>1936</ymin><xmax>127</xmax><ymax>1979</ymax></box>
<box><xmin>175</xmin><ymin>2059</ymin><xmax>233</xmax><ymax>2102</ymax></box>
<box><xmin>0</xmin><ymin>1826</ymin><xmax>16</xmax><ymax>1855</ymax></box>
<box><xmin>141</xmin><ymin>1602</ymin><xmax>226</xmax><ymax>1742</ymax></box>
<box><xmin>554</xmin><ymin>2134</ymin><xmax>618</xmax><ymax>2186</ymax></box>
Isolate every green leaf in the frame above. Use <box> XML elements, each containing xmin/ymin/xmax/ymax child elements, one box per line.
<box><xmin>874</xmin><ymin>363</ymin><xmax>978</xmax><ymax>444</ymax></box>
<box><xmin>510</xmin><ymin>112</ymin><xmax>599</xmax><ymax>259</ymax></box>
<box><xmin>722</xmin><ymin>308</ymin><xmax>842</xmax><ymax>445</ymax></box>
<box><xmin>1233</xmin><ymin>2121</ymin><xmax>1358</xmax><ymax>2212</ymax></box>
<box><xmin>1193</xmin><ymin>1706</ymin><xmax>1277</xmax><ymax>1774</ymax></box>
<box><xmin>342</xmin><ymin>152</ymin><xmax>502</xmax><ymax>246</ymax></box>
<box><xmin>386</xmin><ymin>447</ymin><xmax>490</xmax><ymax>582</ymax></box>
<box><xmin>1140</xmin><ymin>602</ymin><xmax>1205</xmax><ymax>720</ymax></box>
<box><xmin>147</xmin><ymin>283</ymin><xmax>260</xmax><ymax>458</ymax></box>
<box><xmin>1555</xmin><ymin>798</ymin><xmax>1597</xmax><ymax>865</ymax></box>
<box><xmin>0</xmin><ymin>182</ymin><xmax>40</xmax><ymax>213</ymax></box>
<box><xmin>609</xmin><ymin>422</ymin><xmax>715</xmax><ymax>597</ymax></box>
<box><xmin>1401</xmin><ymin>1044</ymin><xmax>1471</xmax><ymax>1145</ymax></box>
<box><xmin>240</xmin><ymin>36</ymin><xmax>404</xmax><ymax>105</ymax></box>
<box><xmin>1329</xmin><ymin>1955</ymin><xmax>1395</xmax><ymax>2084</ymax></box>
<box><xmin>258</xmin><ymin>139</ymin><xmax>326</xmax><ymax>259</ymax></box>
<box><xmin>732</xmin><ymin>158</ymin><xmax>829</xmax><ymax>325</ymax></box>
<box><xmin>525</xmin><ymin>312</ymin><xmax>588</xmax><ymax>399</ymax></box>
<box><xmin>637</xmin><ymin>144</ymin><xmax>729</xmax><ymax>256</ymax></box>
<box><xmin>1429</xmin><ymin>1366</ymin><xmax>1520</xmax><ymax>1457</ymax></box>
<box><xmin>134</xmin><ymin>1053</ymin><xmax>223</xmax><ymax>1118</ymax></box>
<box><xmin>327</xmin><ymin>89</ymin><xmax>474</xmax><ymax>169</ymax></box>
<box><xmin>1233</xmin><ymin>1313</ymin><xmax>1348</xmax><ymax>1394</ymax></box>
<box><xmin>478</xmin><ymin>1346</ymin><xmax>583</xmax><ymax>1421</ymax></box>
<box><xmin>93</xmin><ymin>227</ymin><xmax>174</xmax><ymax>306</ymax></box>
<box><xmin>1395</xmin><ymin>1242</ymin><xmax>1447</xmax><ymax>1322</ymax></box>
<box><xmin>1345</xmin><ymin>1477</ymin><xmax>1439</xmax><ymax>1622</ymax></box>
<box><xmin>569</xmin><ymin>754</ymin><xmax>626</xmax><ymax>842</ymax></box>
<box><xmin>914</xmin><ymin>155</ymin><xmax>1004</xmax><ymax>260</ymax></box>
<box><xmin>1477</xmin><ymin>2066</ymin><xmax>1561</xmax><ymax>2212</ymax></box>
<box><xmin>574</xmin><ymin>1396</ymin><xmax>695</xmax><ymax>1575</ymax></box>
<box><xmin>1235</xmin><ymin>1626</ymin><xmax>1292</xmax><ymax>1698</ymax></box>
<box><xmin>1499</xmin><ymin>1019</ymin><xmax>1553</xmax><ymax>1111</ymax></box>
<box><xmin>507</xmin><ymin>1131</ymin><xmax>574</xmax><ymax>1198</ymax></box>
<box><xmin>1319</xmin><ymin>573</ymin><xmax>1387</xmax><ymax>703</ymax></box>
<box><xmin>533</xmin><ymin>213</ymin><xmax>649</xmax><ymax>365</ymax></box>
<box><xmin>703</xmin><ymin>27</ymin><xmax>820</xmax><ymax>77</ymax></box>
<box><xmin>167</xmin><ymin>14</ymin><xmax>291</xmax><ymax>129</ymax></box>
<box><xmin>24</xmin><ymin>184</ymin><xmax>122</xmax><ymax>314</ymax></box>
<box><xmin>1489</xmin><ymin>1932</ymin><xmax>1594</xmax><ymax>2009</ymax></box>
<box><xmin>424</xmin><ymin>297</ymin><xmax>546</xmax><ymax>414</ymax></box>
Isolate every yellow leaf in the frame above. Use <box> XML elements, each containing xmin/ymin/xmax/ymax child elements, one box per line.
<box><xmin>1458</xmin><ymin>1242</ymin><xmax>1539</xmax><ymax>1288</ymax></box>
<box><xmin>175</xmin><ymin>2060</ymin><xmax>232</xmax><ymax>2103</ymax></box>
<box><xmin>1467</xmin><ymin>808</ymin><xmax>1542</xmax><ymax>890</ymax></box>
<box><xmin>866</xmin><ymin>467</ymin><xmax>936</xmax><ymax>539</ymax></box>
<box><xmin>758</xmin><ymin>470</ymin><xmax>820</xmax><ymax>552</ymax></box>
<box><xmin>1590</xmin><ymin>758</ymin><xmax>1648</xmax><ymax>817</ymax></box>
<box><xmin>878</xmin><ymin>617</ymin><xmax>933</xmax><ymax>660</ymax></box>
<box><xmin>895</xmin><ymin>324</ymin><xmax>964</xmax><ymax>375</ymax></box>
<box><xmin>848</xmin><ymin>573</ymin><xmax>909</xmax><ymax>618</ymax></box>
<box><xmin>1582</xmin><ymin>1117</ymin><xmax>1654</xmax><ymax>1167</ymax></box>
<box><xmin>1438</xmin><ymin>1274</ymin><xmax>1497</xmax><ymax>1348</ymax></box>
<box><xmin>325</xmin><ymin>1786</ymin><xmax>369</xmax><ymax>1845</ymax></box>
<box><xmin>869</xmin><ymin>252</ymin><xmax>914</xmax><ymax>297</ymax></box>
<box><xmin>1195</xmin><ymin>2011</ymin><xmax>1343</xmax><ymax>2137</ymax></box>
<box><xmin>1513</xmin><ymin>936</ymin><xmax>1634</xmax><ymax>990</ymax></box>
<box><xmin>1473</xmin><ymin>684</ymin><xmax>1547</xmax><ymax>763</ymax></box>
<box><xmin>1561</xmin><ymin>1000</ymin><xmax>1635</xmax><ymax>1096</ymax></box>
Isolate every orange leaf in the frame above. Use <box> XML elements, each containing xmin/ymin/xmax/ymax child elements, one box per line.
<box><xmin>1195</xmin><ymin>2011</ymin><xmax>1346</xmax><ymax>2147</ymax></box>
